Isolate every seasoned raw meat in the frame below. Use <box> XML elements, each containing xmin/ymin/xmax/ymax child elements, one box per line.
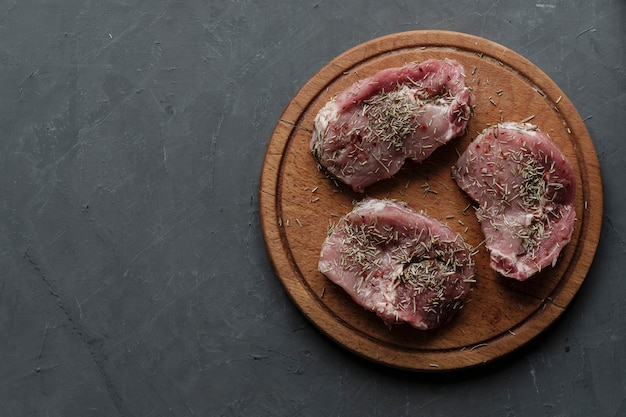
<box><xmin>310</xmin><ymin>59</ymin><xmax>472</xmax><ymax>192</ymax></box>
<box><xmin>452</xmin><ymin>122</ymin><xmax>576</xmax><ymax>281</ymax></box>
<box><xmin>318</xmin><ymin>199</ymin><xmax>474</xmax><ymax>330</ymax></box>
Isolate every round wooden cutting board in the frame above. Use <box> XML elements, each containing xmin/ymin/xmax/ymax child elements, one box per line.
<box><xmin>259</xmin><ymin>30</ymin><xmax>603</xmax><ymax>371</ymax></box>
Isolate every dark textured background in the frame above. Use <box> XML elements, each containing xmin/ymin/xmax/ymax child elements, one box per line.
<box><xmin>0</xmin><ymin>1</ymin><xmax>624</xmax><ymax>416</ymax></box>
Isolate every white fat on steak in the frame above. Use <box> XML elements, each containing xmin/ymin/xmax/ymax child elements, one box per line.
<box><xmin>452</xmin><ymin>122</ymin><xmax>576</xmax><ymax>281</ymax></box>
<box><xmin>318</xmin><ymin>199</ymin><xmax>474</xmax><ymax>330</ymax></box>
<box><xmin>310</xmin><ymin>59</ymin><xmax>472</xmax><ymax>192</ymax></box>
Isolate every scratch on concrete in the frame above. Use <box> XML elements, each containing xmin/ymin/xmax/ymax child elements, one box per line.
<box><xmin>33</xmin><ymin>323</ymin><xmax>49</xmax><ymax>374</ymax></box>
<box><xmin>23</xmin><ymin>246</ymin><xmax>132</xmax><ymax>416</ymax></box>
<box><xmin>529</xmin><ymin>365</ymin><xmax>540</xmax><ymax>394</ymax></box>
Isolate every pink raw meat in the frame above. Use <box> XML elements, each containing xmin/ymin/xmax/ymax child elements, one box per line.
<box><xmin>311</xmin><ymin>59</ymin><xmax>472</xmax><ymax>192</ymax></box>
<box><xmin>452</xmin><ymin>122</ymin><xmax>576</xmax><ymax>280</ymax></box>
<box><xmin>318</xmin><ymin>199</ymin><xmax>474</xmax><ymax>330</ymax></box>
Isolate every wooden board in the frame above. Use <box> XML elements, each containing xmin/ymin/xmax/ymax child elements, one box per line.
<box><xmin>259</xmin><ymin>30</ymin><xmax>603</xmax><ymax>371</ymax></box>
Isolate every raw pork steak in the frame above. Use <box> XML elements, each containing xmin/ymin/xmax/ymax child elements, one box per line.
<box><xmin>452</xmin><ymin>122</ymin><xmax>576</xmax><ymax>280</ymax></box>
<box><xmin>318</xmin><ymin>199</ymin><xmax>474</xmax><ymax>330</ymax></box>
<box><xmin>310</xmin><ymin>59</ymin><xmax>472</xmax><ymax>192</ymax></box>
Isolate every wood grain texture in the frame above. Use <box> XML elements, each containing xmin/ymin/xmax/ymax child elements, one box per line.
<box><xmin>259</xmin><ymin>30</ymin><xmax>603</xmax><ymax>371</ymax></box>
